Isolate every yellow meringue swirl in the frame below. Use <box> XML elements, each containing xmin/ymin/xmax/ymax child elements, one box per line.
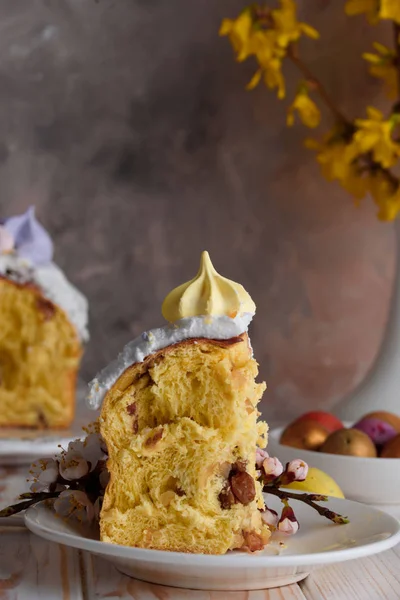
<box><xmin>162</xmin><ymin>251</ymin><xmax>256</xmax><ymax>323</ymax></box>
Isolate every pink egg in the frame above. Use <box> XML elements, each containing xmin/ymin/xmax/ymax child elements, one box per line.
<box><xmin>353</xmin><ymin>417</ymin><xmax>397</xmax><ymax>447</ymax></box>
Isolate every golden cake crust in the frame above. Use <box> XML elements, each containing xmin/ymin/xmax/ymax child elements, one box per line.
<box><xmin>0</xmin><ymin>276</ymin><xmax>82</xmax><ymax>428</ymax></box>
<box><xmin>109</xmin><ymin>335</ymin><xmax>246</xmax><ymax>395</ymax></box>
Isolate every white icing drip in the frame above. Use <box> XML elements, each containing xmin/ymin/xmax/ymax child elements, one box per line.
<box><xmin>86</xmin><ymin>313</ymin><xmax>254</xmax><ymax>410</ymax></box>
<box><xmin>0</xmin><ymin>254</ymin><xmax>89</xmax><ymax>342</ymax></box>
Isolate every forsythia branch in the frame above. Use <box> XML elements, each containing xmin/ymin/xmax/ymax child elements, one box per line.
<box><xmin>287</xmin><ymin>45</ymin><xmax>350</xmax><ymax>126</ymax></box>
<box><xmin>393</xmin><ymin>23</ymin><xmax>400</xmax><ymax>100</ymax></box>
<box><xmin>220</xmin><ymin>1</ymin><xmax>400</xmax><ymax>219</ymax></box>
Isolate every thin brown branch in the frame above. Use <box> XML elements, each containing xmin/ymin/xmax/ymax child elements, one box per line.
<box><xmin>265</xmin><ymin>486</ymin><xmax>349</xmax><ymax>524</ymax></box>
<box><xmin>394</xmin><ymin>24</ymin><xmax>400</xmax><ymax>98</ymax></box>
<box><xmin>0</xmin><ymin>492</ymin><xmax>60</xmax><ymax>518</ymax></box>
<box><xmin>287</xmin><ymin>45</ymin><xmax>350</xmax><ymax>125</ymax></box>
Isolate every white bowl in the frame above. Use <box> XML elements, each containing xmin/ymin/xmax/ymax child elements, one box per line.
<box><xmin>268</xmin><ymin>426</ymin><xmax>400</xmax><ymax>506</ymax></box>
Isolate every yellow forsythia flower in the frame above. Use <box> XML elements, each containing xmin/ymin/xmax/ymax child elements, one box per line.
<box><xmin>369</xmin><ymin>172</ymin><xmax>400</xmax><ymax>220</ymax></box>
<box><xmin>271</xmin><ymin>0</ymin><xmax>319</xmax><ymax>48</ymax></box>
<box><xmin>346</xmin><ymin>0</ymin><xmax>400</xmax><ymax>23</ymax></box>
<box><xmin>346</xmin><ymin>107</ymin><xmax>400</xmax><ymax>169</ymax></box>
<box><xmin>246</xmin><ymin>69</ymin><xmax>263</xmax><ymax>90</ymax></box>
<box><xmin>287</xmin><ymin>88</ymin><xmax>321</xmax><ymax>128</ymax></box>
<box><xmin>345</xmin><ymin>0</ymin><xmax>380</xmax><ymax>23</ymax></box>
<box><xmin>219</xmin><ymin>10</ymin><xmax>285</xmax><ymax>96</ymax></box>
<box><xmin>244</xmin><ymin>30</ymin><xmax>277</xmax><ymax>65</ymax></box>
<box><xmin>245</xmin><ymin>60</ymin><xmax>286</xmax><ymax>99</ymax></box>
<box><xmin>363</xmin><ymin>43</ymin><xmax>397</xmax><ymax>99</ymax></box>
<box><xmin>377</xmin><ymin>196</ymin><xmax>400</xmax><ymax>221</ymax></box>
<box><xmin>305</xmin><ymin>135</ymin><xmax>349</xmax><ymax>181</ymax></box>
<box><xmin>305</xmin><ymin>133</ymin><xmax>369</xmax><ymax>200</ymax></box>
<box><xmin>219</xmin><ymin>11</ymin><xmax>253</xmax><ymax>58</ymax></box>
<box><xmin>341</xmin><ymin>171</ymin><xmax>371</xmax><ymax>200</ymax></box>
<box><xmin>308</xmin><ymin>118</ymin><xmax>400</xmax><ymax>219</ymax></box>
<box><xmin>263</xmin><ymin>58</ymin><xmax>286</xmax><ymax>98</ymax></box>
<box><xmin>380</xmin><ymin>0</ymin><xmax>400</xmax><ymax>23</ymax></box>
<box><xmin>367</xmin><ymin>64</ymin><xmax>397</xmax><ymax>98</ymax></box>
<box><xmin>219</xmin><ymin>3</ymin><xmax>319</xmax><ymax>98</ymax></box>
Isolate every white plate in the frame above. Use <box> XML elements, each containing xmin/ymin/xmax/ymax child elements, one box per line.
<box><xmin>0</xmin><ymin>385</ymin><xmax>98</xmax><ymax>465</ymax></box>
<box><xmin>268</xmin><ymin>426</ymin><xmax>400</xmax><ymax>507</ymax></box>
<box><xmin>24</xmin><ymin>494</ymin><xmax>400</xmax><ymax>591</ymax></box>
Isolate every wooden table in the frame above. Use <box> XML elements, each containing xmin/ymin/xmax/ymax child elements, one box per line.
<box><xmin>1</xmin><ymin>465</ymin><xmax>400</xmax><ymax>600</ymax></box>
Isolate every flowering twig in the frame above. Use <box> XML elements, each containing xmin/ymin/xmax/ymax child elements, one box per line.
<box><xmin>0</xmin><ymin>492</ymin><xmax>60</xmax><ymax>518</ymax></box>
<box><xmin>287</xmin><ymin>44</ymin><xmax>350</xmax><ymax>126</ymax></box>
<box><xmin>287</xmin><ymin>34</ymin><xmax>400</xmax><ymax>198</ymax></box>
<box><xmin>264</xmin><ymin>486</ymin><xmax>349</xmax><ymax>525</ymax></box>
<box><xmin>393</xmin><ymin>24</ymin><xmax>400</xmax><ymax>95</ymax></box>
<box><xmin>0</xmin><ymin>425</ymin><xmax>109</xmax><ymax>523</ymax></box>
<box><xmin>257</xmin><ymin>457</ymin><xmax>349</xmax><ymax>530</ymax></box>
<box><xmin>220</xmin><ymin>3</ymin><xmax>400</xmax><ymax>219</ymax></box>
<box><xmin>288</xmin><ymin>39</ymin><xmax>400</xmax><ymax>202</ymax></box>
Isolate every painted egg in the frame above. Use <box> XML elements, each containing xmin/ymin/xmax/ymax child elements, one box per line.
<box><xmin>353</xmin><ymin>417</ymin><xmax>397</xmax><ymax>447</ymax></box>
<box><xmin>295</xmin><ymin>411</ymin><xmax>343</xmax><ymax>433</ymax></box>
<box><xmin>363</xmin><ymin>411</ymin><xmax>400</xmax><ymax>433</ymax></box>
<box><xmin>280</xmin><ymin>420</ymin><xmax>329</xmax><ymax>451</ymax></box>
<box><xmin>380</xmin><ymin>433</ymin><xmax>400</xmax><ymax>458</ymax></box>
<box><xmin>319</xmin><ymin>428</ymin><xmax>377</xmax><ymax>457</ymax></box>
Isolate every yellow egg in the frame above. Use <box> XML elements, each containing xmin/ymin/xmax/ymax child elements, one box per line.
<box><xmin>285</xmin><ymin>467</ymin><xmax>345</xmax><ymax>498</ymax></box>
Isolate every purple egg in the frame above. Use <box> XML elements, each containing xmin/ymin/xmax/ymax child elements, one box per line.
<box><xmin>353</xmin><ymin>417</ymin><xmax>397</xmax><ymax>446</ymax></box>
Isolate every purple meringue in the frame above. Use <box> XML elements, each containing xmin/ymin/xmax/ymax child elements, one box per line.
<box><xmin>4</xmin><ymin>206</ymin><xmax>53</xmax><ymax>265</ymax></box>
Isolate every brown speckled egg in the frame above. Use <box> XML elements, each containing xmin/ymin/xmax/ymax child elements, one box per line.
<box><xmin>320</xmin><ymin>428</ymin><xmax>377</xmax><ymax>457</ymax></box>
<box><xmin>280</xmin><ymin>420</ymin><xmax>329</xmax><ymax>451</ymax></box>
<box><xmin>380</xmin><ymin>433</ymin><xmax>400</xmax><ymax>458</ymax></box>
<box><xmin>363</xmin><ymin>411</ymin><xmax>400</xmax><ymax>433</ymax></box>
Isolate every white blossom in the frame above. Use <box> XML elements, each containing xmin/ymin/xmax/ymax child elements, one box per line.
<box><xmin>255</xmin><ymin>448</ymin><xmax>269</xmax><ymax>468</ymax></box>
<box><xmin>262</xmin><ymin>456</ymin><xmax>284</xmax><ymax>478</ymax></box>
<box><xmin>29</xmin><ymin>458</ymin><xmax>59</xmax><ymax>492</ymax></box>
<box><xmin>58</xmin><ymin>431</ymin><xmax>107</xmax><ymax>481</ymax></box>
<box><xmin>261</xmin><ymin>507</ymin><xmax>279</xmax><ymax>528</ymax></box>
<box><xmin>54</xmin><ymin>490</ymin><xmax>95</xmax><ymax>523</ymax></box>
<box><xmin>62</xmin><ymin>433</ymin><xmax>106</xmax><ymax>473</ymax></box>
<box><xmin>286</xmin><ymin>459</ymin><xmax>309</xmax><ymax>482</ymax></box>
<box><xmin>278</xmin><ymin>505</ymin><xmax>299</xmax><ymax>535</ymax></box>
<box><xmin>278</xmin><ymin>517</ymin><xmax>299</xmax><ymax>535</ymax></box>
<box><xmin>59</xmin><ymin>453</ymin><xmax>89</xmax><ymax>481</ymax></box>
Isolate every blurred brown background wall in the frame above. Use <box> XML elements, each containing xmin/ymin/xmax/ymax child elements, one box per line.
<box><xmin>0</xmin><ymin>0</ymin><xmax>395</xmax><ymax>421</ymax></box>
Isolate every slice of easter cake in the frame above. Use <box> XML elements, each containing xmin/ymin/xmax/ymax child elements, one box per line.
<box><xmin>88</xmin><ymin>252</ymin><xmax>269</xmax><ymax>553</ymax></box>
<box><xmin>0</xmin><ymin>207</ymin><xmax>88</xmax><ymax>428</ymax></box>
